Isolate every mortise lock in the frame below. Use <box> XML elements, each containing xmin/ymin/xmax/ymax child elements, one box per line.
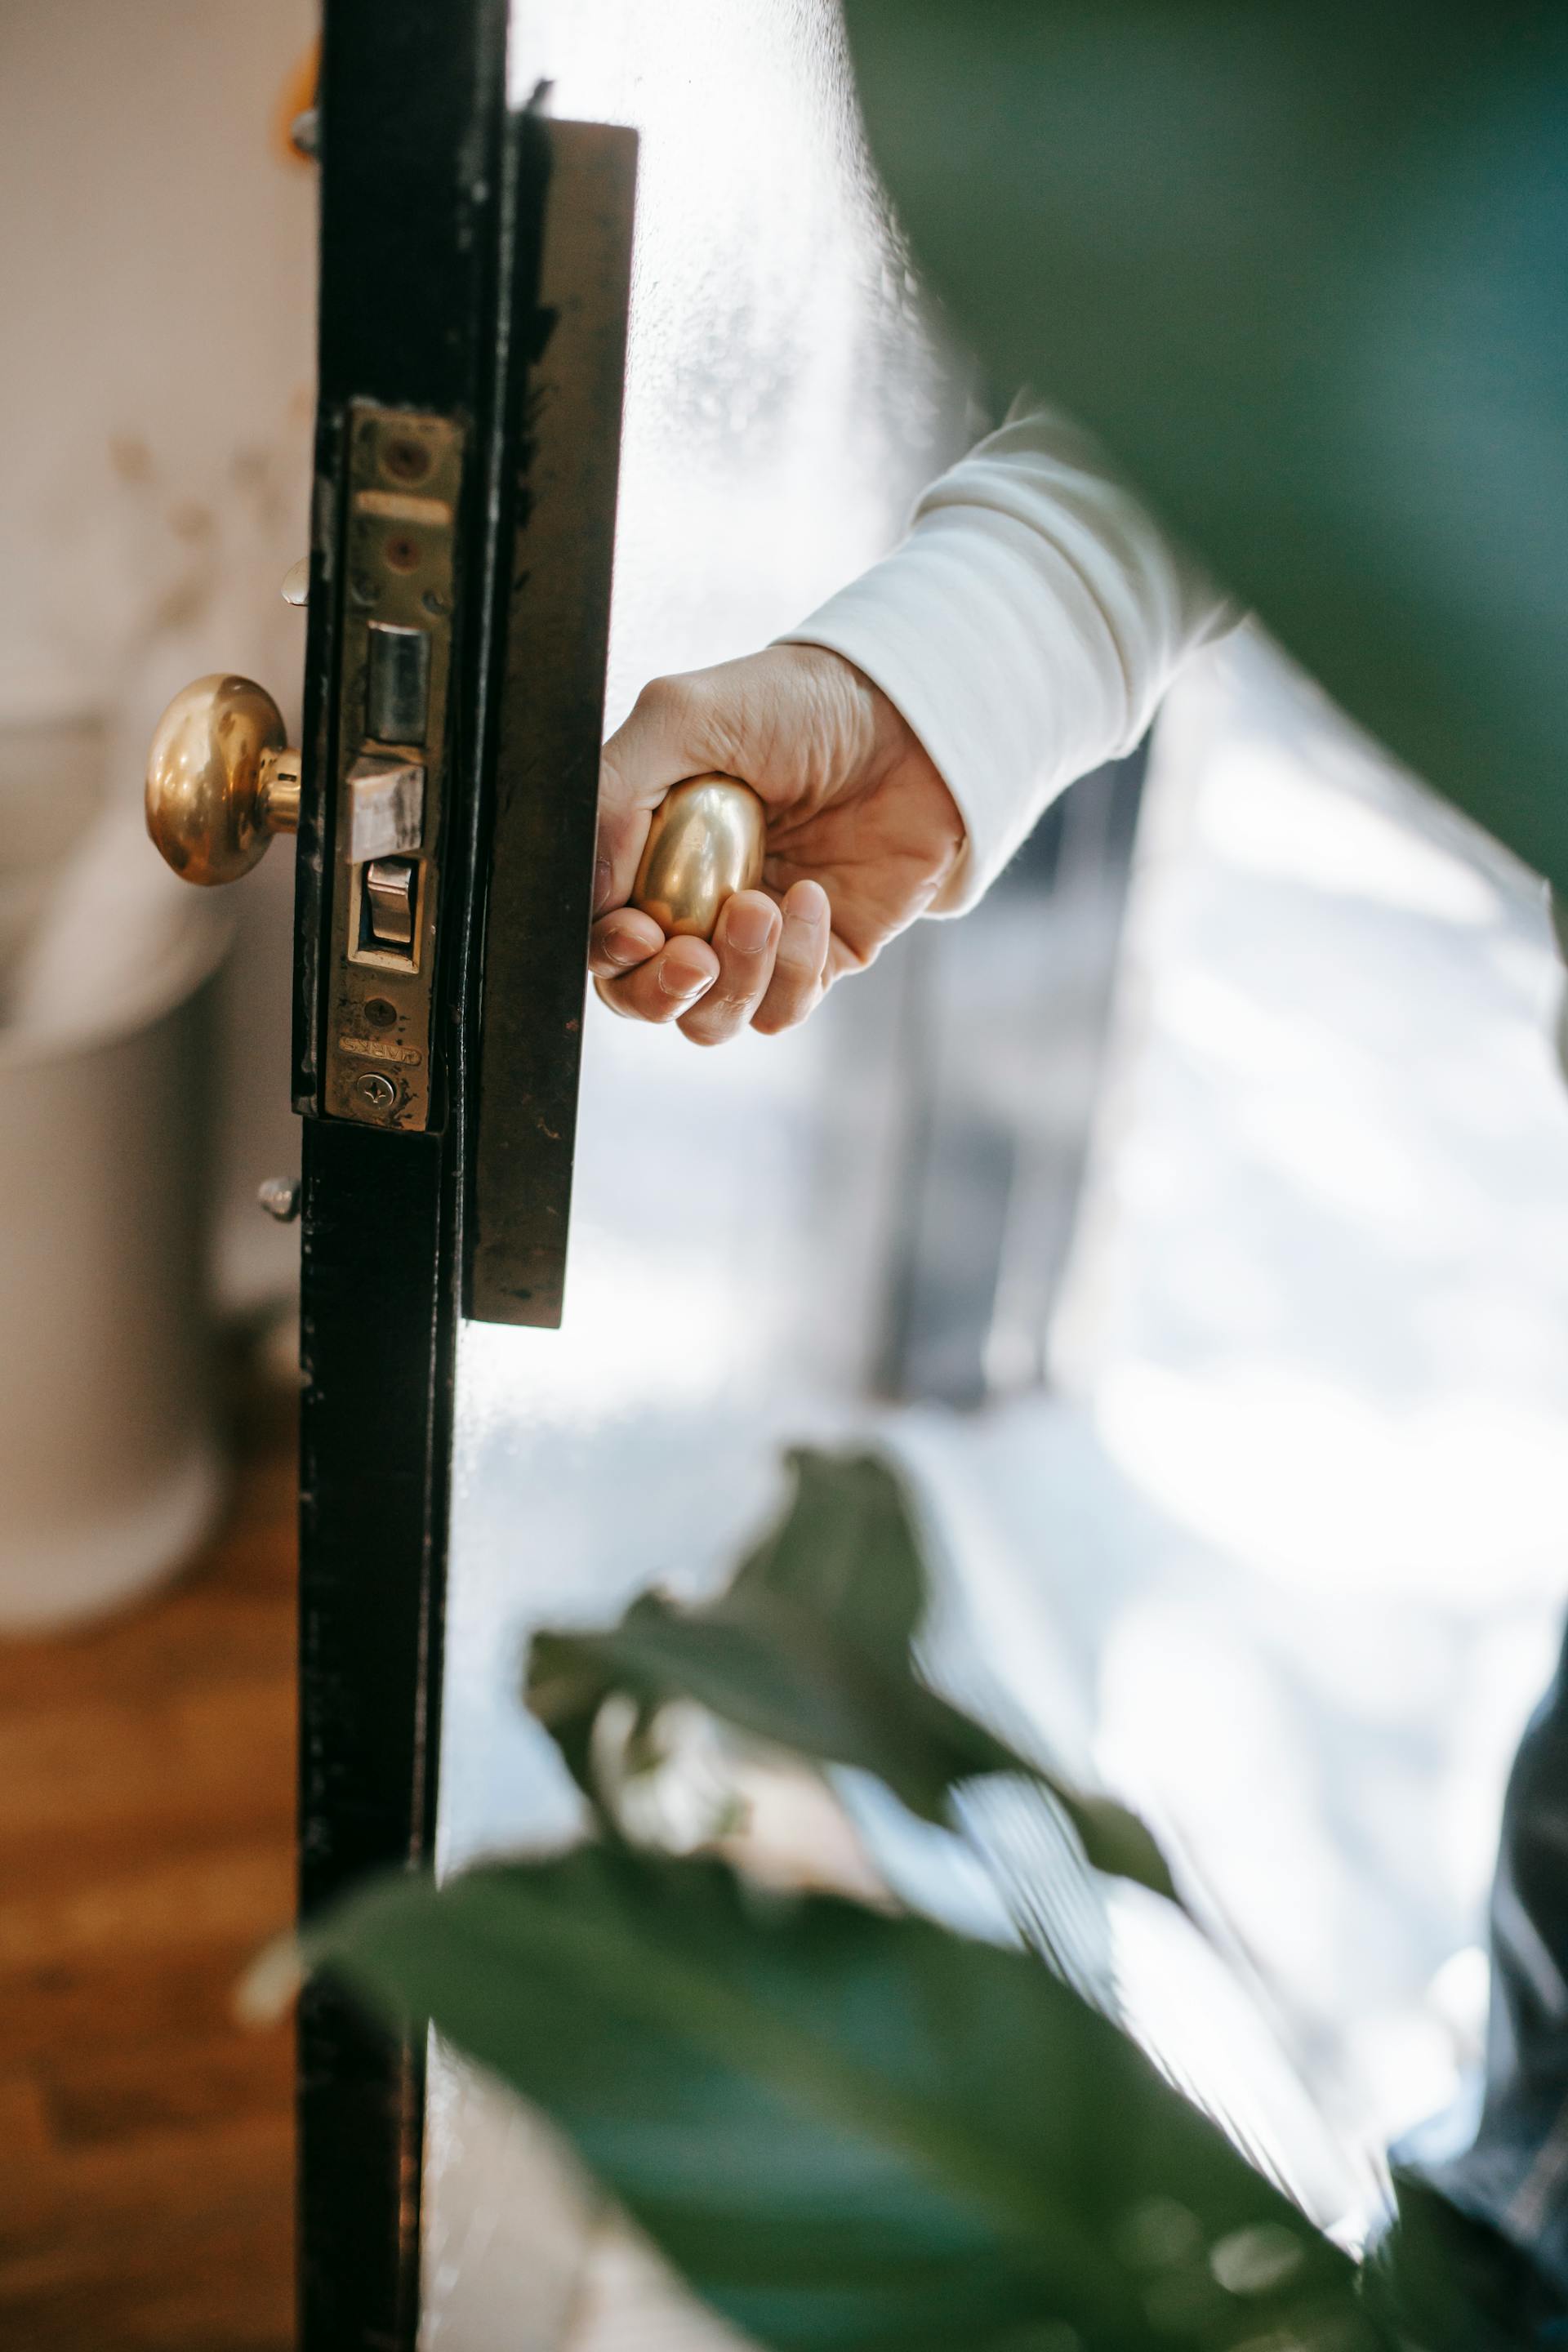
<box><xmin>319</xmin><ymin>401</ymin><xmax>463</xmax><ymax>1129</ymax></box>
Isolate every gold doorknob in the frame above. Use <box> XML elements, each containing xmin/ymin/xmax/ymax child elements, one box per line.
<box><xmin>145</xmin><ymin>674</ymin><xmax>301</xmax><ymax>887</ymax></box>
<box><xmin>631</xmin><ymin>775</ymin><xmax>766</xmax><ymax>941</ymax></box>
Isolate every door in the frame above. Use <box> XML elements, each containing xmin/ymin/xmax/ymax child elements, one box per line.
<box><xmin>144</xmin><ymin>5</ymin><xmax>1156</xmax><ymax>2345</ymax></box>
<box><xmin>144</xmin><ymin>4</ymin><xmax>635</xmax><ymax>2337</ymax></box>
<box><xmin>291</xmin><ymin>12</ymin><xmax>583</xmax><ymax>2345</ymax></box>
<box><xmin>292</xmin><ymin>17</ymin><xmax>636</xmax><ymax>2345</ymax></box>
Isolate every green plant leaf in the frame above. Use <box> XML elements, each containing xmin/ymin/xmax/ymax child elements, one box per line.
<box><xmin>841</xmin><ymin>1</ymin><xmax>1568</xmax><ymax>889</ymax></box>
<box><xmin>728</xmin><ymin>1450</ymin><xmax>926</xmax><ymax>1659</ymax></box>
<box><xmin>310</xmin><ymin>1846</ymin><xmax>1382</xmax><ymax>2352</ymax></box>
<box><xmin>1361</xmin><ymin>2176</ymin><xmax>1528</xmax><ymax>2352</ymax></box>
<box><xmin>526</xmin><ymin>1449</ymin><xmax>1179</xmax><ymax>1902</ymax></box>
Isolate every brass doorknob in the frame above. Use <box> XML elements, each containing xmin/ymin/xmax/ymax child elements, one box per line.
<box><xmin>631</xmin><ymin>775</ymin><xmax>766</xmax><ymax>941</ymax></box>
<box><xmin>145</xmin><ymin>674</ymin><xmax>301</xmax><ymax>887</ymax></box>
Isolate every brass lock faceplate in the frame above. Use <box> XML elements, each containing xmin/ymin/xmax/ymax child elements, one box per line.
<box><xmin>324</xmin><ymin>405</ymin><xmax>464</xmax><ymax>1131</ymax></box>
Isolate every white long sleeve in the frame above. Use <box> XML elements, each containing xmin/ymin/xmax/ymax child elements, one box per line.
<box><xmin>781</xmin><ymin>403</ymin><xmax>1233</xmax><ymax>911</ymax></box>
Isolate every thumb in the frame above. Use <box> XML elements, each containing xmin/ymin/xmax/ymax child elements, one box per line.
<box><xmin>595</xmin><ymin>675</ymin><xmax>728</xmax><ymax>914</ymax></box>
<box><xmin>595</xmin><ymin>748</ymin><xmax>653</xmax><ymax>915</ymax></box>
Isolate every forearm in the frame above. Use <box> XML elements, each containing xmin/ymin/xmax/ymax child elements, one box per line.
<box><xmin>780</xmin><ymin>400</ymin><xmax>1235</xmax><ymax>910</ymax></box>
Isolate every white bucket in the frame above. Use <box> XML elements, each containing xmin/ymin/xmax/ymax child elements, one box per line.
<box><xmin>0</xmin><ymin>936</ymin><xmax>231</xmax><ymax>1629</ymax></box>
<box><xmin>0</xmin><ymin>709</ymin><xmax>232</xmax><ymax>1629</ymax></box>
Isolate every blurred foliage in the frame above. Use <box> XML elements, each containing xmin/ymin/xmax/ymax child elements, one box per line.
<box><xmin>306</xmin><ymin>1448</ymin><xmax>1413</xmax><ymax>2350</ymax></box>
<box><xmin>310</xmin><ymin>1846</ymin><xmax>1382</xmax><ymax>2352</ymax></box>
<box><xmin>840</xmin><ymin>2</ymin><xmax>1568</xmax><ymax>890</ymax></box>
<box><xmin>528</xmin><ymin>1449</ymin><xmax>1179</xmax><ymax>1900</ymax></box>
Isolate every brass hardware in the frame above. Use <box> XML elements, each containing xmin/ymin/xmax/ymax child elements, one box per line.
<box><xmin>353</xmin><ymin>1070</ymin><xmax>398</xmax><ymax>1112</ymax></box>
<box><xmin>355</xmin><ymin>488</ymin><xmax>453</xmax><ymax>528</ymax></box>
<box><xmin>346</xmin><ymin>755</ymin><xmax>425</xmax><ymax>862</ymax></box>
<box><xmin>265</xmin><ymin>750</ymin><xmax>302</xmax><ymax>835</ymax></box>
<box><xmin>631</xmin><ymin>775</ymin><xmax>766</xmax><ymax>941</ymax></box>
<box><xmin>364</xmin><ymin>858</ymin><xmax>416</xmax><ymax>947</ymax></box>
<box><xmin>343</xmin><ymin>855</ymin><xmax>425</xmax><ymax>975</ymax></box>
<box><xmin>145</xmin><ymin>675</ymin><xmax>301</xmax><ymax>887</ymax></box>
<box><xmin>147</xmin><ymin>416</ymin><xmax>460</xmax><ymax>1133</ymax></box>
<box><xmin>366</xmin><ymin>621</ymin><xmax>431</xmax><ymax>744</ymax></box>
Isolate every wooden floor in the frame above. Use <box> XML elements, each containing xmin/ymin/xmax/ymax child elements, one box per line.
<box><xmin>0</xmin><ymin>1383</ymin><xmax>297</xmax><ymax>2351</ymax></box>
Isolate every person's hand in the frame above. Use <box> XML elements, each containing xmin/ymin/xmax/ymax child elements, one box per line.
<box><xmin>590</xmin><ymin>644</ymin><xmax>964</xmax><ymax>1045</ymax></box>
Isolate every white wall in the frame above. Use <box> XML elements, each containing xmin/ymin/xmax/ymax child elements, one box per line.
<box><xmin>0</xmin><ymin>0</ymin><xmax>318</xmax><ymax>1306</ymax></box>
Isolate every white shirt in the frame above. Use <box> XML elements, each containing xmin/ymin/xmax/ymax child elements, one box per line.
<box><xmin>782</xmin><ymin>402</ymin><xmax>1233</xmax><ymax>911</ymax></box>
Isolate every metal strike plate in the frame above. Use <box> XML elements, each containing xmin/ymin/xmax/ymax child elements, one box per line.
<box><xmin>323</xmin><ymin>406</ymin><xmax>461</xmax><ymax>1130</ymax></box>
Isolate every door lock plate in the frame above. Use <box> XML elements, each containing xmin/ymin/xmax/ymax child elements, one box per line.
<box><xmin>323</xmin><ymin>404</ymin><xmax>463</xmax><ymax>1130</ymax></box>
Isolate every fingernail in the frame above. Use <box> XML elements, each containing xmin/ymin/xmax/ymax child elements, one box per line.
<box><xmin>593</xmin><ymin>857</ymin><xmax>612</xmax><ymax>913</ymax></box>
<box><xmin>726</xmin><ymin>901</ymin><xmax>777</xmax><ymax>956</ymax></box>
<box><xmin>599</xmin><ymin>927</ymin><xmax>644</xmax><ymax>969</ymax></box>
<box><xmin>785</xmin><ymin>889</ymin><xmax>826</xmax><ymax>933</ymax></box>
<box><xmin>659</xmin><ymin>960</ymin><xmax>712</xmax><ymax>1000</ymax></box>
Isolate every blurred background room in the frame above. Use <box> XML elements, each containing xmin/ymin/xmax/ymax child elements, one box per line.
<box><xmin>0</xmin><ymin>5</ymin><xmax>314</xmax><ymax>2343</ymax></box>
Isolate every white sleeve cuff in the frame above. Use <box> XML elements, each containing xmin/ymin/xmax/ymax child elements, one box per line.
<box><xmin>779</xmin><ymin>406</ymin><xmax>1233</xmax><ymax>911</ymax></box>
